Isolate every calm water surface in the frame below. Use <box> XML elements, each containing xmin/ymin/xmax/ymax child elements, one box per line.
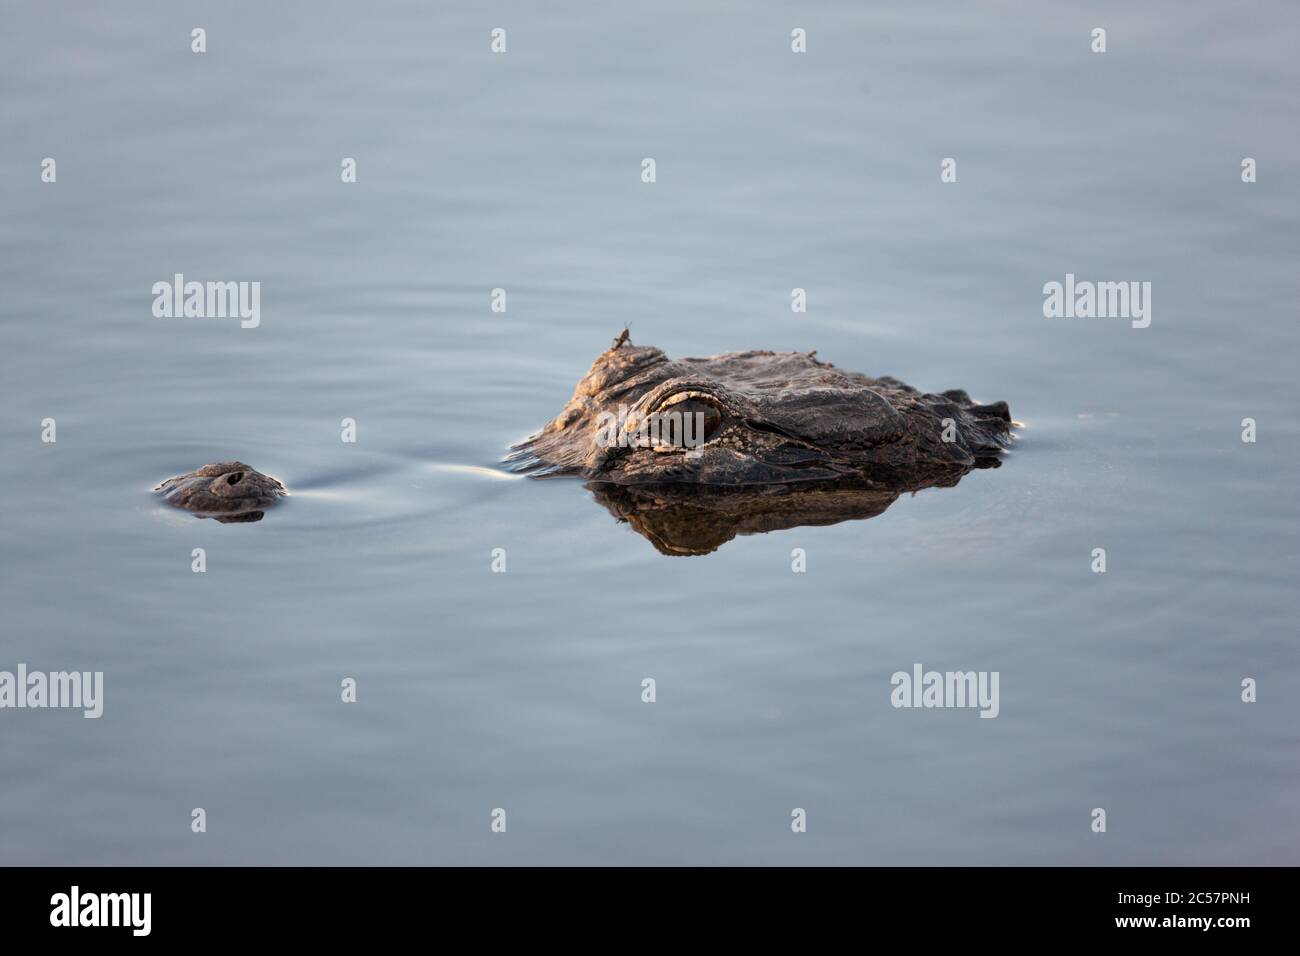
<box><xmin>1</xmin><ymin>1</ymin><xmax>1297</xmax><ymax>864</ymax></box>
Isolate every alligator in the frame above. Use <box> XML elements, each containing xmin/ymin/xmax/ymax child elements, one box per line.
<box><xmin>508</xmin><ymin>331</ymin><xmax>1014</xmax><ymax>554</ymax></box>
<box><xmin>155</xmin><ymin>462</ymin><xmax>286</xmax><ymax>523</ymax></box>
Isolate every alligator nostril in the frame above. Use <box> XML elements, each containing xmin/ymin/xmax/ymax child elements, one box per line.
<box><xmin>227</xmin><ymin>472</ymin><xmax>243</xmax><ymax>485</ymax></box>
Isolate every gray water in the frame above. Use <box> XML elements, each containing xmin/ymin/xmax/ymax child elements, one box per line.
<box><xmin>2</xmin><ymin>1</ymin><xmax>1297</xmax><ymax>865</ymax></box>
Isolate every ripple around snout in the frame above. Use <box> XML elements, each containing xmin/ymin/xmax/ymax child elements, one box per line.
<box><xmin>145</xmin><ymin>449</ymin><xmax>539</xmax><ymax>531</ymax></box>
<box><xmin>266</xmin><ymin>460</ymin><xmax>531</xmax><ymax>530</ymax></box>
<box><xmin>426</xmin><ymin>463</ymin><xmax>525</xmax><ymax>482</ymax></box>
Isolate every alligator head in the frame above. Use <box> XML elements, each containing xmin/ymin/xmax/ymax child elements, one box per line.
<box><xmin>508</xmin><ymin>332</ymin><xmax>1015</xmax><ymax>554</ymax></box>
<box><xmin>155</xmin><ymin>461</ymin><xmax>287</xmax><ymax>523</ymax></box>
<box><xmin>508</xmin><ymin>330</ymin><xmax>1012</xmax><ymax>487</ymax></box>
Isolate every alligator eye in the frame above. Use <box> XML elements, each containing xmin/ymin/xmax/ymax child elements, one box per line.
<box><xmin>227</xmin><ymin>472</ymin><xmax>243</xmax><ymax>485</ymax></box>
<box><xmin>653</xmin><ymin>397</ymin><xmax>723</xmax><ymax>448</ymax></box>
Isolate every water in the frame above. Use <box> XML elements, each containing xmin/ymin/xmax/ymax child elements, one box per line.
<box><xmin>1</xmin><ymin>1</ymin><xmax>1297</xmax><ymax>864</ymax></box>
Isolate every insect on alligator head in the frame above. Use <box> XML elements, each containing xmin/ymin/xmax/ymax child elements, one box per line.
<box><xmin>155</xmin><ymin>461</ymin><xmax>287</xmax><ymax>523</ymax></box>
<box><xmin>507</xmin><ymin>330</ymin><xmax>1013</xmax><ymax>489</ymax></box>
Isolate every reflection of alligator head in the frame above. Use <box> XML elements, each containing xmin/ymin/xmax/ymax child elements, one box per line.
<box><xmin>155</xmin><ymin>462</ymin><xmax>286</xmax><ymax>523</ymax></box>
<box><xmin>588</xmin><ymin>481</ymin><xmax>918</xmax><ymax>556</ymax></box>
<box><xmin>509</xmin><ymin>331</ymin><xmax>1014</xmax><ymax>554</ymax></box>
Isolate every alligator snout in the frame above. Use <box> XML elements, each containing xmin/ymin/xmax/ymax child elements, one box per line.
<box><xmin>155</xmin><ymin>461</ymin><xmax>286</xmax><ymax>522</ymax></box>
